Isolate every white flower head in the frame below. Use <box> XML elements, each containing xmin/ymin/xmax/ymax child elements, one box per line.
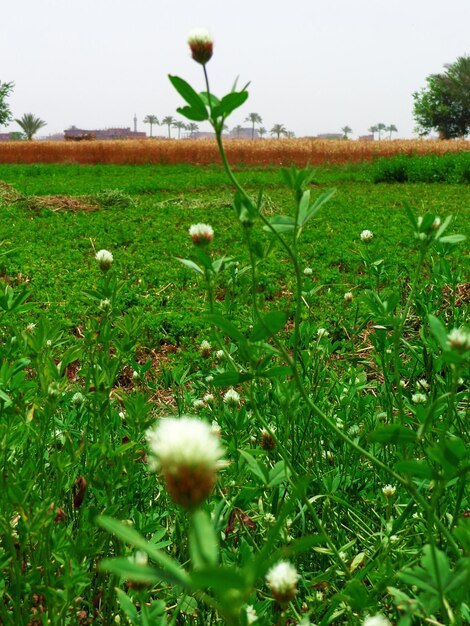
<box><xmin>95</xmin><ymin>249</ymin><xmax>113</xmax><ymax>270</ymax></box>
<box><xmin>360</xmin><ymin>229</ymin><xmax>374</xmax><ymax>242</ymax></box>
<box><xmin>72</xmin><ymin>391</ymin><xmax>85</xmax><ymax>405</ymax></box>
<box><xmin>382</xmin><ymin>484</ymin><xmax>396</xmax><ymax>499</ymax></box>
<box><xmin>193</xmin><ymin>399</ymin><xmax>205</xmax><ymax>411</ymax></box>
<box><xmin>411</xmin><ymin>392</ymin><xmax>427</xmax><ymax>404</ymax></box>
<box><xmin>447</xmin><ymin>327</ymin><xmax>470</xmax><ymax>351</ymax></box>
<box><xmin>200</xmin><ymin>340</ymin><xmax>212</xmax><ymax>357</ymax></box>
<box><xmin>223</xmin><ymin>388</ymin><xmax>240</xmax><ymax>407</ymax></box>
<box><xmin>363</xmin><ymin>615</ymin><xmax>392</xmax><ymax>626</ymax></box>
<box><xmin>203</xmin><ymin>393</ymin><xmax>215</xmax><ymax>405</ymax></box>
<box><xmin>187</xmin><ymin>28</ymin><xmax>214</xmax><ymax>65</ymax></box>
<box><xmin>215</xmin><ymin>349</ymin><xmax>225</xmax><ymax>361</ymax></box>
<box><xmin>188</xmin><ymin>222</ymin><xmax>214</xmax><ymax>245</ymax></box>
<box><xmin>344</xmin><ymin>291</ymin><xmax>353</xmax><ymax>302</ymax></box>
<box><xmin>245</xmin><ymin>605</ymin><xmax>258</xmax><ymax>624</ymax></box>
<box><xmin>266</xmin><ymin>561</ymin><xmax>300</xmax><ymax>602</ymax></box>
<box><xmin>416</xmin><ymin>378</ymin><xmax>429</xmax><ymax>390</ymax></box>
<box><xmin>317</xmin><ymin>327</ymin><xmax>329</xmax><ymax>339</ymax></box>
<box><xmin>146</xmin><ymin>416</ymin><xmax>225</xmax><ymax>509</ymax></box>
<box><xmin>128</xmin><ymin>550</ymin><xmax>148</xmax><ymax>567</ymax></box>
<box><xmin>303</xmin><ymin>267</ymin><xmax>313</xmax><ymax>276</ymax></box>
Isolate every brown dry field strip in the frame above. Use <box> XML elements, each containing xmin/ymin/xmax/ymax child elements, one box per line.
<box><xmin>0</xmin><ymin>138</ymin><xmax>468</xmax><ymax>166</ymax></box>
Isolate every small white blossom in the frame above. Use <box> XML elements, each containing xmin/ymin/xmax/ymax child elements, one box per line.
<box><xmin>95</xmin><ymin>249</ymin><xmax>113</xmax><ymax>270</ymax></box>
<box><xmin>411</xmin><ymin>392</ymin><xmax>427</xmax><ymax>404</ymax></box>
<box><xmin>203</xmin><ymin>393</ymin><xmax>215</xmax><ymax>405</ymax></box>
<box><xmin>146</xmin><ymin>416</ymin><xmax>226</xmax><ymax>509</ymax></box>
<box><xmin>187</xmin><ymin>28</ymin><xmax>214</xmax><ymax>65</ymax></box>
<box><xmin>360</xmin><ymin>229</ymin><xmax>374</xmax><ymax>242</ymax></box>
<box><xmin>193</xmin><ymin>399</ymin><xmax>205</xmax><ymax>411</ymax></box>
<box><xmin>200</xmin><ymin>340</ymin><xmax>212</xmax><ymax>357</ymax></box>
<box><xmin>128</xmin><ymin>550</ymin><xmax>148</xmax><ymax>566</ymax></box>
<box><xmin>205</xmin><ymin>374</ymin><xmax>214</xmax><ymax>383</ymax></box>
<box><xmin>266</xmin><ymin>561</ymin><xmax>300</xmax><ymax>602</ymax></box>
<box><xmin>416</xmin><ymin>378</ymin><xmax>429</xmax><ymax>390</ymax></box>
<box><xmin>264</xmin><ymin>512</ymin><xmax>276</xmax><ymax>525</ymax></box>
<box><xmin>363</xmin><ymin>615</ymin><xmax>392</xmax><ymax>626</ymax></box>
<box><xmin>303</xmin><ymin>267</ymin><xmax>313</xmax><ymax>275</ymax></box>
<box><xmin>382</xmin><ymin>484</ymin><xmax>396</xmax><ymax>499</ymax></box>
<box><xmin>215</xmin><ymin>349</ymin><xmax>225</xmax><ymax>361</ymax></box>
<box><xmin>72</xmin><ymin>391</ymin><xmax>85</xmax><ymax>405</ymax></box>
<box><xmin>210</xmin><ymin>420</ymin><xmax>221</xmax><ymax>437</ymax></box>
<box><xmin>344</xmin><ymin>291</ymin><xmax>353</xmax><ymax>302</ymax></box>
<box><xmin>447</xmin><ymin>327</ymin><xmax>470</xmax><ymax>351</ymax></box>
<box><xmin>317</xmin><ymin>328</ymin><xmax>329</xmax><ymax>339</ymax></box>
<box><xmin>223</xmin><ymin>388</ymin><xmax>240</xmax><ymax>407</ymax></box>
<box><xmin>245</xmin><ymin>605</ymin><xmax>258</xmax><ymax>624</ymax></box>
<box><xmin>189</xmin><ymin>223</ymin><xmax>214</xmax><ymax>245</ymax></box>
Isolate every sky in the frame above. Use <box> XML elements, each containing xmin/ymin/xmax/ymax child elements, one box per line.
<box><xmin>1</xmin><ymin>0</ymin><xmax>469</xmax><ymax>139</ymax></box>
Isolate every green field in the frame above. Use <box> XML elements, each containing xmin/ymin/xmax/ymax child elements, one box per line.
<box><xmin>0</xmin><ymin>161</ymin><xmax>469</xmax><ymax>625</ymax></box>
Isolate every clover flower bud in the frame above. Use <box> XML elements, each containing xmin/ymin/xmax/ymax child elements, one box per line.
<box><xmin>146</xmin><ymin>416</ymin><xmax>226</xmax><ymax>509</ymax></box>
<box><xmin>200</xmin><ymin>340</ymin><xmax>212</xmax><ymax>357</ymax></box>
<box><xmin>317</xmin><ymin>328</ymin><xmax>329</xmax><ymax>339</ymax></box>
<box><xmin>72</xmin><ymin>391</ymin><xmax>85</xmax><ymax>405</ymax></box>
<box><xmin>344</xmin><ymin>291</ymin><xmax>353</xmax><ymax>302</ymax></box>
<box><xmin>193</xmin><ymin>399</ymin><xmax>205</xmax><ymax>411</ymax></box>
<box><xmin>187</xmin><ymin>28</ymin><xmax>214</xmax><ymax>65</ymax></box>
<box><xmin>95</xmin><ymin>249</ymin><xmax>113</xmax><ymax>270</ymax></box>
<box><xmin>447</xmin><ymin>327</ymin><xmax>470</xmax><ymax>351</ymax></box>
<box><xmin>411</xmin><ymin>392</ymin><xmax>427</xmax><ymax>404</ymax></box>
<box><xmin>189</xmin><ymin>223</ymin><xmax>214</xmax><ymax>245</ymax></box>
<box><xmin>303</xmin><ymin>267</ymin><xmax>313</xmax><ymax>276</ymax></box>
<box><xmin>261</xmin><ymin>427</ymin><xmax>276</xmax><ymax>451</ymax></box>
<box><xmin>265</xmin><ymin>561</ymin><xmax>300</xmax><ymax>603</ymax></box>
<box><xmin>382</xmin><ymin>484</ymin><xmax>396</xmax><ymax>499</ymax></box>
<box><xmin>223</xmin><ymin>388</ymin><xmax>240</xmax><ymax>407</ymax></box>
<box><xmin>360</xmin><ymin>229</ymin><xmax>374</xmax><ymax>242</ymax></box>
<box><xmin>245</xmin><ymin>605</ymin><xmax>258</xmax><ymax>624</ymax></box>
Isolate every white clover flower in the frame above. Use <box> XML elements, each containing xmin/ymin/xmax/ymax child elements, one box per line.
<box><xmin>399</xmin><ymin>379</ymin><xmax>407</xmax><ymax>388</ymax></box>
<box><xmin>48</xmin><ymin>382</ymin><xmax>61</xmax><ymax>398</ymax></box>
<box><xmin>210</xmin><ymin>420</ymin><xmax>221</xmax><ymax>437</ymax></box>
<box><xmin>193</xmin><ymin>399</ymin><xmax>205</xmax><ymax>411</ymax></box>
<box><xmin>360</xmin><ymin>229</ymin><xmax>374</xmax><ymax>242</ymax></box>
<box><xmin>215</xmin><ymin>349</ymin><xmax>225</xmax><ymax>361</ymax></box>
<box><xmin>348</xmin><ymin>424</ymin><xmax>360</xmax><ymax>437</ymax></box>
<box><xmin>223</xmin><ymin>388</ymin><xmax>240</xmax><ymax>407</ymax></box>
<box><xmin>317</xmin><ymin>328</ymin><xmax>329</xmax><ymax>339</ymax></box>
<box><xmin>344</xmin><ymin>291</ymin><xmax>353</xmax><ymax>302</ymax></box>
<box><xmin>264</xmin><ymin>512</ymin><xmax>276</xmax><ymax>525</ymax></box>
<box><xmin>303</xmin><ymin>267</ymin><xmax>313</xmax><ymax>275</ymax></box>
<box><xmin>146</xmin><ymin>416</ymin><xmax>226</xmax><ymax>509</ymax></box>
<box><xmin>203</xmin><ymin>393</ymin><xmax>215</xmax><ymax>405</ymax></box>
<box><xmin>205</xmin><ymin>374</ymin><xmax>214</xmax><ymax>383</ymax></box>
<box><xmin>363</xmin><ymin>615</ymin><xmax>392</xmax><ymax>626</ymax></box>
<box><xmin>432</xmin><ymin>217</ymin><xmax>441</xmax><ymax>229</ymax></box>
<box><xmin>382</xmin><ymin>484</ymin><xmax>396</xmax><ymax>499</ymax></box>
<box><xmin>25</xmin><ymin>322</ymin><xmax>36</xmax><ymax>333</ymax></box>
<box><xmin>187</xmin><ymin>28</ymin><xmax>213</xmax><ymax>65</ymax></box>
<box><xmin>128</xmin><ymin>550</ymin><xmax>148</xmax><ymax>566</ymax></box>
<box><xmin>189</xmin><ymin>223</ymin><xmax>214</xmax><ymax>245</ymax></box>
<box><xmin>416</xmin><ymin>378</ymin><xmax>429</xmax><ymax>390</ymax></box>
<box><xmin>266</xmin><ymin>561</ymin><xmax>300</xmax><ymax>602</ymax></box>
<box><xmin>447</xmin><ymin>327</ymin><xmax>470</xmax><ymax>351</ymax></box>
<box><xmin>72</xmin><ymin>391</ymin><xmax>85</xmax><ymax>405</ymax></box>
<box><xmin>95</xmin><ymin>249</ymin><xmax>113</xmax><ymax>270</ymax></box>
<box><xmin>245</xmin><ymin>605</ymin><xmax>258</xmax><ymax>624</ymax></box>
<box><xmin>200</xmin><ymin>340</ymin><xmax>212</xmax><ymax>357</ymax></box>
<box><xmin>99</xmin><ymin>298</ymin><xmax>111</xmax><ymax>310</ymax></box>
<box><xmin>132</xmin><ymin>370</ymin><xmax>140</xmax><ymax>380</ymax></box>
<box><xmin>411</xmin><ymin>392</ymin><xmax>427</xmax><ymax>404</ymax></box>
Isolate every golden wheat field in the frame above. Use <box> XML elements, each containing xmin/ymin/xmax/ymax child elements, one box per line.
<box><xmin>0</xmin><ymin>138</ymin><xmax>468</xmax><ymax>166</ymax></box>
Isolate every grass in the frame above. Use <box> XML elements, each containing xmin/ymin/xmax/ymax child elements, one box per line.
<box><xmin>0</xmin><ymin>161</ymin><xmax>469</xmax><ymax>625</ymax></box>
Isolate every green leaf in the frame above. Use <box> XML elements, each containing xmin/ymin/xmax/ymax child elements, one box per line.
<box><xmin>96</xmin><ymin>516</ymin><xmax>191</xmax><ymax>588</ymax></box>
<box><xmin>190</xmin><ymin>566</ymin><xmax>247</xmax><ymax>594</ymax></box>
<box><xmin>100</xmin><ymin>558</ymin><xmax>161</xmax><ymax>584</ymax></box>
<box><xmin>176</xmin><ymin>257</ymin><xmax>204</xmax><ymax>275</ymax></box>
<box><xmin>395</xmin><ymin>460</ymin><xmax>434</xmax><ymax>479</ymax></box>
<box><xmin>176</xmin><ymin>105</ymin><xmax>209</xmax><ymax>122</ymax></box>
<box><xmin>369</xmin><ymin>425</ymin><xmax>416</xmax><ymax>445</ymax></box>
<box><xmin>298</xmin><ymin>188</ymin><xmax>336</xmax><ymax>228</ymax></box>
<box><xmin>189</xmin><ymin>510</ymin><xmax>218</xmax><ymax>569</ymax></box>
<box><xmin>168</xmin><ymin>75</ymin><xmax>208</xmax><ymax>120</ymax></box>
<box><xmin>239</xmin><ymin>450</ymin><xmax>269</xmax><ymax>484</ymax></box>
<box><xmin>213</xmin><ymin>91</ymin><xmax>249</xmax><ymax>119</ymax></box>
<box><xmin>428</xmin><ymin>314</ymin><xmax>448</xmax><ymax>350</ymax></box>
<box><xmin>268</xmin><ymin>460</ymin><xmax>291</xmax><ymax>487</ymax></box>
<box><xmin>250</xmin><ymin>311</ymin><xmax>289</xmax><ymax>342</ymax></box>
<box><xmin>115</xmin><ymin>588</ymin><xmax>138</xmax><ymax>622</ymax></box>
<box><xmin>438</xmin><ymin>234</ymin><xmax>466</xmax><ymax>244</ymax></box>
<box><xmin>205</xmin><ymin>314</ymin><xmax>247</xmax><ymax>345</ymax></box>
<box><xmin>263</xmin><ymin>215</ymin><xmax>295</xmax><ymax>233</ymax></box>
<box><xmin>211</xmin><ymin>371</ymin><xmax>253</xmax><ymax>386</ymax></box>
<box><xmin>262</xmin><ymin>365</ymin><xmax>292</xmax><ymax>380</ymax></box>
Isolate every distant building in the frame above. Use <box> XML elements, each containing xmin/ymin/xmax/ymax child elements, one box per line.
<box><xmin>358</xmin><ymin>134</ymin><xmax>374</xmax><ymax>141</ymax></box>
<box><xmin>64</xmin><ymin>127</ymin><xmax>146</xmax><ymax>141</ymax></box>
<box><xmin>0</xmin><ymin>133</ymin><xmax>11</xmax><ymax>142</ymax></box>
<box><xmin>316</xmin><ymin>133</ymin><xmax>343</xmax><ymax>140</ymax></box>
<box><xmin>229</xmin><ymin>127</ymin><xmax>258</xmax><ymax>139</ymax></box>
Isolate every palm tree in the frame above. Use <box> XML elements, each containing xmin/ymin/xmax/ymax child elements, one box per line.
<box><xmin>386</xmin><ymin>124</ymin><xmax>398</xmax><ymax>139</ymax></box>
<box><xmin>376</xmin><ymin>123</ymin><xmax>386</xmax><ymax>140</ymax></box>
<box><xmin>173</xmin><ymin>120</ymin><xmax>187</xmax><ymax>139</ymax></box>
<box><xmin>244</xmin><ymin>112</ymin><xmax>262</xmax><ymax>139</ymax></box>
<box><xmin>232</xmin><ymin>124</ymin><xmax>243</xmax><ymax>138</ymax></box>
<box><xmin>341</xmin><ymin>125</ymin><xmax>352</xmax><ymax>139</ymax></box>
<box><xmin>368</xmin><ymin>125</ymin><xmax>378</xmax><ymax>140</ymax></box>
<box><xmin>15</xmin><ymin>113</ymin><xmax>46</xmax><ymax>140</ymax></box>
<box><xmin>143</xmin><ymin>115</ymin><xmax>159</xmax><ymax>137</ymax></box>
<box><xmin>187</xmin><ymin>122</ymin><xmax>199</xmax><ymax>138</ymax></box>
<box><xmin>258</xmin><ymin>126</ymin><xmax>267</xmax><ymax>139</ymax></box>
<box><xmin>161</xmin><ymin>116</ymin><xmax>175</xmax><ymax>139</ymax></box>
<box><xmin>270</xmin><ymin>124</ymin><xmax>287</xmax><ymax>139</ymax></box>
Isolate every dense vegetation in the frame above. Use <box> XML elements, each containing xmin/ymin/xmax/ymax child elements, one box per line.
<box><xmin>0</xmin><ymin>161</ymin><xmax>469</xmax><ymax>625</ymax></box>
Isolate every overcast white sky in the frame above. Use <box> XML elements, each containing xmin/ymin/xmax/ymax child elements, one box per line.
<box><xmin>1</xmin><ymin>0</ymin><xmax>469</xmax><ymax>139</ymax></box>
